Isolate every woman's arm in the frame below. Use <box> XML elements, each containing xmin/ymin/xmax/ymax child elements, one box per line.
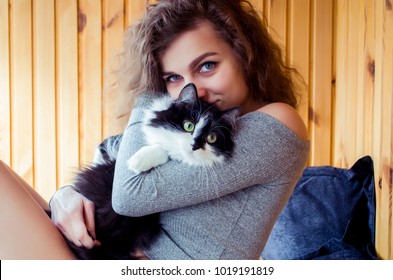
<box><xmin>112</xmin><ymin>93</ymin><xmax>310</xmax><ymax>217</ymax></box>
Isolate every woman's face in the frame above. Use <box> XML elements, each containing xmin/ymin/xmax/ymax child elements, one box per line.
<box><xmin>160</xmin><ymin>21</ymin><xmax>259</xmax><ymax>113</ymax></box>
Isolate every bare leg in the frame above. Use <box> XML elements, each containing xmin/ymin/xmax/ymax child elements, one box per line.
<box><xmin>0</xmin><ymin>160</ymin><xmax>76</xmax><ymax>259</ymax></box>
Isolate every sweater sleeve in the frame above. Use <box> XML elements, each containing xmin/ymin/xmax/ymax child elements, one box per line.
<box><xmin>112</xmin><ymin>93</ymin><xmax>310</xmax><ymax>217</ymax></box>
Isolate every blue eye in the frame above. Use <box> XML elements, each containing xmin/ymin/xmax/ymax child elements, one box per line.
<box><xmin>166</xmin><ymin>75</ymin><xmax>182</xmax><ymax>83</ymax></box>
<box><xmin>199</xmin><ymin>62</ymin><xmax>216</xmax><ymax>73</ymax></box>
<box><xmin>183</xmin><ymin>120</ymin><xmax>195</xmax><ymax>132</ymax></box>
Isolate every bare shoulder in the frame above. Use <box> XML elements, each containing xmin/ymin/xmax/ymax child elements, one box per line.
<box><xmin>257</xmin><ymin>102</ymin><xmax>309</xmax><ymax>141</ymax></box>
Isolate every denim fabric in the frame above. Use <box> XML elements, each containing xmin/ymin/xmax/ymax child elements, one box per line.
<box><xmin>262</xmin><ymin>156</ymin><xmax>377</xmax><ymax>260</ymax></box>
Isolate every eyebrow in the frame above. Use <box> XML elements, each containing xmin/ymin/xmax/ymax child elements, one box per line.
<box><xmin>161</xmin><ymin>52</ymin><xmax>218</xmax><ymax>76</ymax></box>
<box><xmin>189</xmin><ymin>52</ymin><xmax>218</xmax><ymax>70</ymax></box>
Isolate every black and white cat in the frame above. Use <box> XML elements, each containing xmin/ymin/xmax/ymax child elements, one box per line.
<box><xmin>67</xmin><ymin>83</ymin><xmax>239</xmax><ymax>259</ymax></box>
<box><xmin>127</xmin><ymin>83</ymin><xmax>240</xmax><ymax>173</ymax></box>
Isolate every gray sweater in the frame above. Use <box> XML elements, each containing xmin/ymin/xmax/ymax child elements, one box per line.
<box><xmin>112</xmin><ymin>93</ymin><xmax>310</xmax><ymax>259</ymax></box>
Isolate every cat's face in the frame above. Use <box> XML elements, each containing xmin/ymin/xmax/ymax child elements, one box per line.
<box><xmin>144</xmin><ymin>84</ymin><xmax>239</xmax><ymax>166</ymax></box>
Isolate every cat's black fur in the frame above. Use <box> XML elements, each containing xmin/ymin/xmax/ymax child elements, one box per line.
<box><xmin>65</xmin><ymin>135</ymin><xmax>161</xmax><ymax>260</ymax></box>
<box><xmin>63</xmin><ymin>83</ymin><xmax>239</xmax><ymax>259</ymax></box>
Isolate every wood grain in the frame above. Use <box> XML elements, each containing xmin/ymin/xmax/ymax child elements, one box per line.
<box><xmin>33</xmin><ymin>0</ymin><xmax>57</xmax><ymax>200</ymax></box>
<box><xmin>0</xmin><ymin>0</ymin><xmax>392</xmax><ymax>259</ymax></box>
<box><xmin>10</xmin><ymin>0</ymin><xmax>33</xmax><ymax>184</ymax></box>
<box><xmin>309</xmin><ymin>0</ymin><xmax>333</xmax><ymax>166</ymax></box>
<box><xmin>55</xmin><ymin>0</ymin><xmax>79</xmax><ymax>185</ymax></box>
<box><xmin>78</xmin><ymin>0</ymin><xmax>103</xmax><ymax>166</ymax></box>
<box><xmin>0</xmin><ymin>0</ymin><xmax>11</xmax><ymax>165</ymax></box>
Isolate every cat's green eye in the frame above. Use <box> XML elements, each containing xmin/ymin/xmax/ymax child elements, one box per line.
<box><xmin>206</xmin><ymin>133</ymin><xmax>217</xmax><ymax>144</ymax></box>
<box><xmin>183</xmin><ymin>120</ymin><xmax>195</xmax><ymax>132</ymax></box>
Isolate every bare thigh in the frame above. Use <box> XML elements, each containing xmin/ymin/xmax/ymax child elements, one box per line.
<box><xmin>0</xmin><ymin>160</ymin><xmax>76</xmax><ymax>259</ymax></box>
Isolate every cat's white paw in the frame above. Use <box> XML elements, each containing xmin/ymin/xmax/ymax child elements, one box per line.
<box><xmin>127</xmin><ymin>145</ymin><xmax>169</xmax><ymax>174</ymax></box>
<box><xmin>127</xmin><ymin>150</ymin><xmax>150</xmax><ymax>174</ymax></box>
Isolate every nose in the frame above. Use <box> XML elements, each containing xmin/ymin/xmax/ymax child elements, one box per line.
<box><xmin>192</xmin><ymin>141</ymin><xmax>205</xmax><ymax>151</ymax></box>
<box><xmin>196</xmin><ymin>87</ymin><xmax>208</xmax><ymax>99</ymax></box>
<box><xmin>192</xmin><ymin>142</ymin><xmax>201</xmax><ymax>151</ymax></box>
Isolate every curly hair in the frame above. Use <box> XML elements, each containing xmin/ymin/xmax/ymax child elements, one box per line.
<box><xmin>113</xmin><ymin>0</ymin><xmax>301</xmax><ymax>117</ymax></box>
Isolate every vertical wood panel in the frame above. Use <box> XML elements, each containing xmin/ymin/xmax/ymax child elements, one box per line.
<box><xmin>287</xmin><ymin>0</ymin><xmax>310</xmax><ymax>131</ymax></box>
<box><xmin>354</xmin><ymin>0</ymin><xmax>366</xmax><ymax>158</ymax></box>
<box><xmin>309</xmin><ymin>0</ymin><xmax>333</xmax><ymax>166</ymax></box>
<box><xmin>363</xmin><ymin>2</ymin><xmax>377</xmax><ymax>255</ymax></box>
<box><xmin>125</xmin><ymin>0</ymin><xmax>147</xmax><ymax>28</ymax></box>
<box><xmin>384</xmin><ymin>0</ymin><xmax>393</xmax><ymax>259</ymax></box>
<box><xmin>56</xmin><ymin>0</ymin><xmax>79</xmax><ymax>185</ymax></box>
<box><xmin>333</xmin><ymin>0</ymin><xmax>349</xmax><ymax>167</ymax></box>
<box><xmin>1</xmin><ymin>0</ymin><xmax>393</xmax><ymax>259</ymax></box>
<box><xmin>0</xmin><ymin>0</ymin><xmax>11</xmax><ymax>165</ymax></box>
<box><xmin>10</xmin><ymin>0</ymin><xmax>33</xmax><ymax>184</ymax></box>
<box><xmin>377</xmin><ymin>0</ymin><xmax>393</xmax><ymax>259</ymax></box>
<box><xmin>264</xmin><ymin>0</ymin><xmax>287</xmax><ymax>56</ymax></box>
<box><xmin>102</xmin><ymin>0</ymin><xmax>125</xmax><ymax>138</ymax></box>
<box><xmin>78</xmin><ymin>0</ymin><xmax>102</xmax><ymax>165</ymax></box>
<box><xmin>33</xmin><ymin>0</ymin><xmax>57</xmax><ymax>200</ymax></box>
<box><xmin>249</xmin><ymin>0</ymin><xmax>264</xmax><ymax>16</ymax></box>
<box><xmin>363</xmin><ymin>0</ymin><xmax>375</xmax><ymax>158</ymax></box>
<box><xmin>345</xmin><ymin>0</ymin><xmax>360</xmax><ymax>165</ymax></box>
<box><xmin>333</xmin><ymin>0</ymin><xmax>393</xmax><ymax>259</ymax></box>
<box><xmin>373</xmin><ymin>0</ymin><xmax>387</xmax><ymax>259</ymax></box>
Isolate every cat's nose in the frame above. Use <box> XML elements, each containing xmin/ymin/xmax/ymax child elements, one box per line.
<box><xmin>192</xmin><ymin>142</ymin><xmax>205</xmax><ymax>151</ymax></box>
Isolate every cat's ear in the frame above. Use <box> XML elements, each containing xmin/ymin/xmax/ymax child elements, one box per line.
<box><xmin>222</xmin><ymin>107</ymin><xmax>240</xmax><ymax>127</ymax></box>
<box><xmin>177</xmin><ymin>83</ymin><xmax>198</xmax><ymax>103</ymax></box>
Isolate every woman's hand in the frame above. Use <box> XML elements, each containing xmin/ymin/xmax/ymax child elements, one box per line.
<box><xmin>49</xmin><ymin>186</ymin><xmax>101</xmax><ymax>249</ymax></box>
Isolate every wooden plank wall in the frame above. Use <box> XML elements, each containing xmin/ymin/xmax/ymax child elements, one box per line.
<box><xmin>334</xmin><ymin>0</ymin><xmax>393</xmax><ymax>259</ymax></box>
<box><xmin>0</xmin><ymin>0</ymin><xmax>392</xmax><ymax>259</ymax></box>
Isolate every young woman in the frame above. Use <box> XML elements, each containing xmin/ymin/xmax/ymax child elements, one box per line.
<box><xmin>0</xmin><ymin>0</ymin><xmax>309</xmax><ymax>259</ymax></box>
